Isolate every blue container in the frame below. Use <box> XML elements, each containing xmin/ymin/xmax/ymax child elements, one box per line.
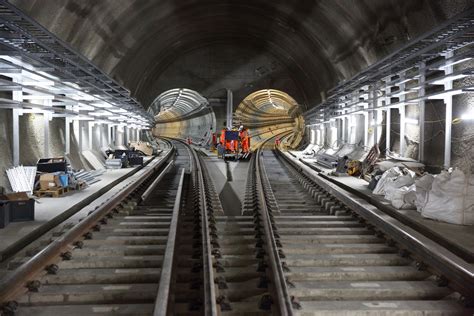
<box><xmin>59</xmin><ymin>174</ymin><xmax>68</xmax><ymax>187</ymax></box>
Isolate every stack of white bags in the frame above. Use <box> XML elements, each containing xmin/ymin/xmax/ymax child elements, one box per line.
<box><xmin>417</xmin><ymin>169</ymin><xmax>474</xmax><ymax>225</ymax></box>
<box><xmin>373</xmin><ymin>167</ymin><xmax>474</xmax><ymax>225</ymax></box>
<box><xmin>373</xmin><ymin>167</ymin><xmax>417</xmax><ymax>210</ymax></box>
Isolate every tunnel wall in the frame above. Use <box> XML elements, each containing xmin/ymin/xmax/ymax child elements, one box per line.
<box><xmin>0</xmin><ymin>108</ymin><xmax>146</xmax><ymax>192</ymax></box>
<box><xmin>1</xmin><ymin>0</ymin><xmax>472</xmax><ymax>175</ymax></box>
<box><xmin>152</xmin><ymin>111</ymin><xmax>216</xmax><ymax>144</ymax></box>
<box><xmin>0</xmin><ymin>109</ymin><xmax>84</xmax><ymax>190</ymax></box>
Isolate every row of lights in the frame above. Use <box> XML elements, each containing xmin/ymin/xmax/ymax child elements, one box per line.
<box><xmin>0</xmin><ymin>56</ymin><xmax>153</xmax><ymax>128</ymax></box>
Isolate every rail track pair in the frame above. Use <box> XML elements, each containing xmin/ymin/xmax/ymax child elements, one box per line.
<box><xmin>0</xmin><ymin>137</ymin><xmax>473</xmax><ymax>315</ymax></box>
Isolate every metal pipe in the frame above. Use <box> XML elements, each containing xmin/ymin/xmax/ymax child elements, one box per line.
<box><xmin>43</xmin><ymin>110</ymin><xmax>50</xmax><ymax>158</ymax></box>
<box><xmin>88</xmin><ymin>121</ymin><xmax>93</xmax><ymax>150</ymax></box>
<box><xmin>226</xmin><ymin>89</ymin><xmax>233</xmax><ymax>129</ymax></box>
<box><xmin>65</xmin><ymin>117</ymin><xmax>71</xmax><ymax>155</ymax></box>
<box><xmin>153</xmin><ymin>168</ymin><xmax>185</xmax><ymax>316</ymax></box>
<box><xmin>418</xmin><ymin>62</ymin><xmax>426</xmax><ymax>162</ymax></box>
<box><xmin>399</xmin><ymin>105</ymin><xmax>405</xmax><ymax>156</ymax></box>
<box><xmin>372</xmin><ymin>85</ymin><xmax>378</xmax><ymax>146</ymax></box>
<box><xmin>12</xmin><ymin>108</ymin><xmax>19</xmax><ymax>166</ymax></box>
<box><xmin>399</xmin><ymin>73</ymin><xmax>406</xmax><ymax>156</ymax></box>
<box><xmin>444</xmin><ymin>52</ymin><xmax>454</xmax><ymax>169</ymax></box>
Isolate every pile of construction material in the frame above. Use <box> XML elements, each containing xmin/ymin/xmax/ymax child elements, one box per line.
<box><xmin>72</xmin><ymin>170</ymin><xmax>104</xmax><ymax>186</ymax></box>
<box><xmin>6</xmin><ymin>166</ymin><xmax>36</xmax><ymax>194</ymax></box>
<box><xmin>129</xmin><ymin>141</ymin><xmax>154</xmax><ymax>156</ymax></box>
<box><xmin>105</xmin><ymin>148</ymin><xmax>145</xmax><ymax>169</ymax></box>
<box><xmin>33</xmin><ymin>157</ymin><xmax>90</xmax><ymax>198</ymax></box>
<box><xmin>4</xmin><ymin>157</ymin><xmax>107</xmax><ymax>202</ymax></box>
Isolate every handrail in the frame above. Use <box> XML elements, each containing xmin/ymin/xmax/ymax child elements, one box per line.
<box><xmin>153</xmin><ymin>168</ymin><xmax>185</xmax><ymax>316</ymax></box>
<box><xmin>255</xmin><ymin>144</ymin><xmax>294</xmax><ymax>315</ymax></box>
<box><xmin>141</xmin><ymin>161</ymin><xmax>175</xmax><ymax>201</ymax></box>
<box><xmin>0</xmin><ymin>148</ymin><xmax>175</xmax><ymax>303</ymax></box>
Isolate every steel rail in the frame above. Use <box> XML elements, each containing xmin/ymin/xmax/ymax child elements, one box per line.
<box><xmin>0</xmin><ymin>147</ymin><xmax>175</xmax><ymax>304</ymax></box>
<box><xmin>190</xmin><ymin>148</ymin><xmax>219</xmax><ymax>316</ymax></box>
<box><xmin>276</xmin><ymin>148</ymin><xmax>474</xmax><ymax>303</ymax></box>
<box><xmin>0</xmin><ymin>155</ymin><xmax>159</xmax><ymax>263</ymax></box>
<box><xmin>169</xmin><ymin>137</ymin><xmax>218</xmax><ymax>315</ymax></box>
<box><xmin>295</xmin><ymin>157</ymin><xmax>474</xmax><ymax>263</ymax></box>
<box><xmin>153</xmin><ymin>168</ymin><xmax>186</xmax><ymax>316</ymax></box>
<box><xmin>254</xmin><ymin>140</ymin><xmax>294</xmax><ymax>315</ymax></box>
<box><xmin>141</xmin><ymin>161</ymin><xmax>175</xmax><ymax>201</ymax></box>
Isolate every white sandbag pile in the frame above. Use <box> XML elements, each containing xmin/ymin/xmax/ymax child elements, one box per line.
<box><xmin>373</xmin><ymin>167</ymin><xmax>416</xmax><ymax>209</ymax></box>
<box><xmin>421</xmin><ymin>169</ymin><xmax>474</xmax><ymax>225</ymax></box>
<box><xmin>373</xmin><ymin>167</ymin><xmax>401</xmax><ymax>195</ymax></box>
<box><xmin>414</xmin><ymin>174</ymin><xmax>435</xmax><ymax>212</ymax></box>
<box><xmin>372</xmin><ymin>166</ymin><xmax>474</xmax><ymax>225</ymax></box>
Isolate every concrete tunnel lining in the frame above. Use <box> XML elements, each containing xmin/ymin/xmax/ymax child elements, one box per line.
<box><xmin>10</xmin><ymin>0</ymin><xmax>471</xmax><ymax>108</ymax></box>
<box><xmin>0</xmin><ymin>2</ymin><xmax>472</xmax><ymax>314</ymax></box>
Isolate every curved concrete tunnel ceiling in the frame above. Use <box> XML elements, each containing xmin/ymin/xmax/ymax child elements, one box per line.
<box><xmin>150</xmin><ymin>88</ymin><xmax>209</xmax><ymax>121</ymax></box>
<box><xmin>10</xmin><ymin>0</ymin><xmax>472</xmax><ymax>111</ymax></box>
<box><xmin>235</xmin><ymin>89</ymin><xmax>305</xmax><ymax>149</ymax></box>
<box><xmin>2</xmin><ymin>0</ymin><xmax>472</xmax><ymax>166</ymax></box>
<box><xmin>151</xmin><ymin>88</ymin><xmax>215</xmax><ymax>142</ymax></box>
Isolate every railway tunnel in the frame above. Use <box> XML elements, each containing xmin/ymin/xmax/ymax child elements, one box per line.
<box><xmin>0</xmin><ymin>1</ymin><xmax>473</xmax><ymax>315</ymax></box>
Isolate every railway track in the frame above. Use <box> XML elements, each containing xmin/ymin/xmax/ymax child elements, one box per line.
<box><xmin>246</xmin><ymin>138</ymin><xmax>474</xmax><ymax>315</ymax></box>
<box><xmin>0</xmin><ymin>136</ymin><xmax>473</xmax><ymax>315</ymax></box>
<box><xmin>0</xmin><ymin>139</ymin><xmax>221</xmax><ymax>316</ymax></box>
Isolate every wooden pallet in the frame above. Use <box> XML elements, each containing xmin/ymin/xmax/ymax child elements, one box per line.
<box><xmin>72</xmin><ymin>182</ymin><xmax>87</xmax><ymax>191</ymax></box>
<box><xmin>34</xmin><ymin>187</ymin><xmax>68</xmax><ymax>198</ymax></box>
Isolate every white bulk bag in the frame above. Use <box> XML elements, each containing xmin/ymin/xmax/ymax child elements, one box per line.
<box><xmin>422</xmin><ymin>169</ymin><xmax>474</xmax><ymax>225</ymax></box>
<box><xmin>373</xmin><ymin>167</ymin><xmax>403</xmax><ymax>195</ymax></box>
<box><xmin>415</xmin><ymin>174</ymin><xmax>435</xmax><ymax>213</ymax></box>
<box><xmin>390</xmin><ymin>184</ymin><xmax>417</xmax><ymax>210</ymax></box>
<box><xmin>384</xmin><ymin>170</ymin><xmax>415</xmax><ymax>202</ymax></box>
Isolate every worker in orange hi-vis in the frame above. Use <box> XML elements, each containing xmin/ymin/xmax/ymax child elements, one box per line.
<box><xmin>226</xmin><ymin>135</ymin><xmax>235</xmax><ymax>151</ymax></box>
<box><xmin>239</xmin><ymin>127</ymin><xmax>250</xmax><ymax>153</ymax></box>
<box><xmin>220</xmin><ymin>128</ymin><xmax>226</xmax><ymax>146</ymax></box>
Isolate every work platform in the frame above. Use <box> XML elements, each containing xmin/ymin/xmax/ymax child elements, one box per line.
<box><xmin>0</xmin><ymin>156</ymin><xmax>162</xmax><ymax>265</ymax></box>
<box><xmin>284</xmin><ymin>151</ymin><xmax>474</xmax><ymax>261</ymax></box>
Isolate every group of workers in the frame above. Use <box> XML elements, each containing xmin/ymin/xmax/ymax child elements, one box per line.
<box><xmin>215</xmin><ymin>125</ymin><xmax>250</xmax><ymax>159</ymax></box>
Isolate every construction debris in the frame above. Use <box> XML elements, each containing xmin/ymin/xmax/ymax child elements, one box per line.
<box><xmin>73</xmin><ymin>170</ymin><xmax>104</xmax><ymax>186</ymax></box>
